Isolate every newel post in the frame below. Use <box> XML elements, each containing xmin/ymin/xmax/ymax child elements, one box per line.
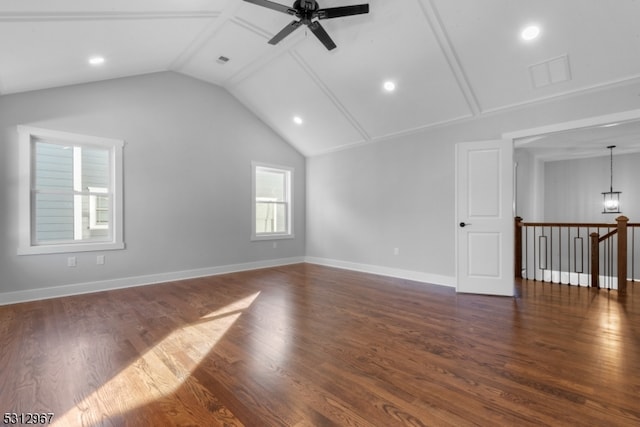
<box><xmin>590</xmin><ymin>232</ymin><xmax>599</xmax><ymax>288</ymax></box>
<box><xmin>617</xmin><ymin>216</ymin><xmax>628</xmax><ymax>296</ymax></box>
<box><xmin>515</xmin><ymin>217</ymin><xmax>523</xmax><ymax>279</ymax></box>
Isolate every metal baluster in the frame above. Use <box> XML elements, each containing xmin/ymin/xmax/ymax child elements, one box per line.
<box><xmin>548</xmin><ymin>227</ymin><xmax>553</xmax><ymax>283</ymax></box>
<box><xmin>609</xmin><ymin>230</ymin><xmax>613</xmax><ymax>290</ymax></box>
<box><xmin>525</xmin><ymin>225</ymin><xmax>528</xmax><ymax>279</ymax></box>
<box><xmin>569</xmin><ymin>226</ymin><xmax>572</xmax><ymax>284</ymax></box>
<box><xmin>604</xmin><ymin>227</ymin><xmax>608</xmax><ymax>289</ymax></box>
<box><xmin>539</xmin><ymin>228</ymin><xmax>549</xmax><ymax>280</ymax></box>
<box><xmin>533</xmin><ymin>226</ymin><xmax>537</xmax><ymax>281</ymax></box>
<box><xmin>524</xmin><ymin>224</ymin><xmax>528</xmax><ymax>280</ymax></box>
<box><xmin>607</xmin><ymin>228</ymin><xmax>611</xmax><ymax>290</ymax></box>
<box><xmin>632</xmin><ymin>226</ymin><xmax>635</xmax><ymax>282</ymax></box>
<box><xmin>588</xmin><ymin>227</ymin><xmax>592</xmax><ymax>287</ymax></box>
<box><xmin>574</xmin><ymin>228</ymin><xmax>584</xmax><ymax>283</ymax></box>
<box><xmin>559</xmin><ymin>226</ymin><xmax>563</xmax><ymax>284</ymax></box>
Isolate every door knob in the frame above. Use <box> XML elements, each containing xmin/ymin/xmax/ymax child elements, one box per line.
<box><xmin>459</xmin><ymin>222</ymin><xmax>471</xmax><ymax>228</ymax></box>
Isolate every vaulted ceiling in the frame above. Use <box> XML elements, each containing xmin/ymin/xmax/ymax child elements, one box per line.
<box><xmin>2</xmin><ymin>0</ymin><xmax>640</xmax><ymax>156</ymax></box>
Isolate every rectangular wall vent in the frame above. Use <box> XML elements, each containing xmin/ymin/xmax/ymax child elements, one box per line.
<box><xmin>529</xmin><ymin>54</ymin><xmax>571</xmax><ymax>89</ymax></box>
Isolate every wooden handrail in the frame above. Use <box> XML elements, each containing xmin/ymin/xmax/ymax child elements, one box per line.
<box><xmin>598</xmin><ymin>229</ymin><xmax>618</xmax><ymax>242</ymax></box>
<box><xmin>518</xmin><ymin>221</ymin><xmax>617</xmax><ymax>228</ymax></box>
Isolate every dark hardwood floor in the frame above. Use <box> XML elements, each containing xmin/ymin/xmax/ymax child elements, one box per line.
<box><xmin>1</xmin><ymin>263</ymin><xmax>639</xmax><ymax>426</ymax></box>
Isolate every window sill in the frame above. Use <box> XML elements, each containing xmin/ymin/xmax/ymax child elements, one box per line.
<box><xmin>251</xmin><ymin>234</ymin><xmax>295</xmax><ymax>242</ymax></box>
<box><xmin>18</xmin><ymin>242</ymin><xmax>125</xmax><ymax>256</ymax></box>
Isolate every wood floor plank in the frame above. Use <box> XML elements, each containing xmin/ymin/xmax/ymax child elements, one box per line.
<box><xmin>1</xmin><ymin>264</ymin><xmax>639</xmax><ymax>426</ymax></box>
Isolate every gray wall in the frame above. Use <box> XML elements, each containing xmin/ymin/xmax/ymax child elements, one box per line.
<box><xmin>307</xmin><ymin>136</ymin><xmax>453</xmax><ymax>278</ymax></box>
<box><xmin>515</xmin><ymin>149</ymin><xmax>545</xmax><ymax>221</ymax></box>
<box><xmin>2</xmin><ymin>70</ymin><xmax>640</xmax><ymax>298</ymax></box>
<box><xmin>544</xmin><ymin>153</ymin><xmax>640</xmax><ymax>222</ymax></box>
<box><xmin>0</xmin><ymin>72</ymin><xmax>305</xmax><ymax>295</ymax></box>
<box><xmin>306</xmin><ymin>79</ymin><xmax>640</xmax><ymax>284</ymax></box>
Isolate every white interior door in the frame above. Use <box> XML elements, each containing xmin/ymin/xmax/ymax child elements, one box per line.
<box><xmin>456</xmin><ymin>139</ymin><xmax>514</xmax><ymax>296</ymax></box>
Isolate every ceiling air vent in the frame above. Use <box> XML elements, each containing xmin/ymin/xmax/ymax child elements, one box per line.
<box><xmin>529</xmin><ymin>54</ymin><xmax>571</xmax><ymax>88</ymax></box>
<box><xmin>216</xmin><ymin>56</ymin><xmax>230</xmax><ymax>65</ymax></box>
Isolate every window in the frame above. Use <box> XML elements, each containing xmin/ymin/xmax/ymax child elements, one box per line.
<box><xmin>251</xmin><ymin>162</ymin><xmax>293</xmax><ymax>240</ymax></box>
<box><xmin>18</xmin><ymin>126</ymin><xmax>125</xmax><ymax>255</ymax></box>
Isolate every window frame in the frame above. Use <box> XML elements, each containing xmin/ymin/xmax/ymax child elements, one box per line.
<box><xmin>251</xmin><ymin>161</ymin><xmax>294</xmax><ymax>241</ymax></box>
<box><xmin>17</xmin><ymin>126</ymin><xmax>125</xmax><ymax>255</ymax></box>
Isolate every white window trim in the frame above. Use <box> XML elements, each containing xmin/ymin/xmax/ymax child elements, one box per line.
<box><xmin>251</xmin><ymin>161</ymin><xmax>294</xmax><ymax>241</ymax></box>
<box><xmin>17</xmin><ymin>125</ymin><xmax>125</xmax><ymax>255</ymax></box>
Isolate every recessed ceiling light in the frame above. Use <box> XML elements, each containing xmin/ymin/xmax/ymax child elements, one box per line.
<box><xmin>383</xmin><ymin>81</ymin><xmax>396</xmax><ymax>92</ymax></box>
<box><xmin>88</xmin><ymin>56</ymin><xmax>105</xmax><ymax>66</ymax></box>
<box><xmin>293</xmin><ymin>116</ymin><xmax>303</xmax><ymax>125</ymax></box>
<box><xmin>521</xmin><ymin>25</ymin><xmax>540</xmax><ymax>41</ymax></box>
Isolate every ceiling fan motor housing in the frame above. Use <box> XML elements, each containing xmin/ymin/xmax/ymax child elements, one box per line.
<box><xmin>295</xmin><ymin>0</ymin><xmax>318</xmax><ymax>23</ymax></box>
<box><xmin>243</xmin><ymin>0</ymin><xmax>370</xmax><ymax>50</ymax></box>
<box><xmin>296</xmin><ymin>0</ymin><xmax>318</xmax><ymax>11</ymax></box>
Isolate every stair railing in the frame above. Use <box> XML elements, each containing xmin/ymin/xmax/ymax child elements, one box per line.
<box><xmin>515</xmin><ymin>216</ymin><xmax>638</xmax><ymax>296</ymax></box>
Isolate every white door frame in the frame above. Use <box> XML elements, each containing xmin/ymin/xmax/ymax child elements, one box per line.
<box><xmin>495</xmin><ymin>108</ymin><xmax>640</xmax><ymax>286</ymax></box>
<box><xmin>454</xmin><ymin>109</ymin><xmax>640</xmax><ymax>294</ymax></box>
<box><xmin>505</xmin><ymin>109</ymin><xmax>640</xmax><ymax>221</ymax></box>
<box><xmin>503</xmin><ymin>109</ymin><xmax>640</xmax><ymax>145</ymax></box>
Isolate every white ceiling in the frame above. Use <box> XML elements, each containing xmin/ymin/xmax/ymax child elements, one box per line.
<box><xmin>2</xmin><ymin>0</ymin><xmax>640</xmax><ymax>156</ymax></box>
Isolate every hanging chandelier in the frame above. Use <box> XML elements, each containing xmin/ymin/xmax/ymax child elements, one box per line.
<box><xmin>602</xmin><ymin>145</ymin><xmax>621</xmax><ymax>214</ymax></box>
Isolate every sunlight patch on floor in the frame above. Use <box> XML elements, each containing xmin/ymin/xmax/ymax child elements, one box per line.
<box><xmin>52</xmin><ymin>292</ymin><xmax>261</xmax><ymax>426</ymax></box>
<box><xmin>596</xmin><ymin>298</ymin><xmax>623</xmax><ymax>376</ymax></box>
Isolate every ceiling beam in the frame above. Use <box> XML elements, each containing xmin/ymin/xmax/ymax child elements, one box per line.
<box><xmin>417</xmin><ymin>0</ymin><xmax>481</xmax><ymax>116</ymax></box>
<box><xmin>0</xmin><ymin>11</ymin><xmax>220</xmax><ymax>22</ymax></box>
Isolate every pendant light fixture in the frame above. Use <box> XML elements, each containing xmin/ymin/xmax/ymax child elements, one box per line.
<box><xmin>602</xmin><ymin>145</ymin><xmax>621</xmax><ymax>214</ymax></box>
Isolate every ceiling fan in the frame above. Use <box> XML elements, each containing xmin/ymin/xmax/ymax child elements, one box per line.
<box><xmin>243</xmin><ymin>0</ymin><xmax>369</xmax><ymax>51</ymax></box>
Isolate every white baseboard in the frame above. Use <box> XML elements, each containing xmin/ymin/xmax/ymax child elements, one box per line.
<box><xmin>0</xmin><ymin>256</ymin><xmax>456</xmax><ymax>306</ymax></box>
<box><xmin>304</xmin><ymin>257</ymin><xmax>456</xmax><ymax>288</ymax></box>
<box><xmin>0</xmin><ymin>257</ymin><xmax>305</xmax><ymax>306</ymax></box>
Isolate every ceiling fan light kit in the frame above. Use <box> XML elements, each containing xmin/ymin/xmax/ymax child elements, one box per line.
<box><xmin>243</xmin><ymin>0</ymin><xmax>369</xmax><ymax>50</ymax></box>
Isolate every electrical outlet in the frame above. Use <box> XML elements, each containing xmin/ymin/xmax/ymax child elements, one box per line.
<box><xmin>97</xmin><ymin>255</ymin><xmax>105</xmax><ymax>265</ymax></box>
<box><xmin>67</xmin><ymin>256</ymin><xmax>77</xmax><ymax>267</ymax></box>
<box><xmin>393</xmin><ymin>248</ymin><xmax>400</xmax><ymax>256</ymax></box>
<box><xmin>273</xmin><ymin>242</ymin><xmax>278</xmax><ymax>249</ymax></box>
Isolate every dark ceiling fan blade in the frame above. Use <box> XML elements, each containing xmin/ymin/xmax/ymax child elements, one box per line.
<box><xmin>308</xmin><ymin>21</ymin><xmax>336</xmax><ymax>50</ymax></box>
<box><xmin>243</xmin><ymin>0</ymin><xmax>297</xmax><ymax>16</ymax></box>
<box><xmin>268</xmin><ymin>20</ymin><xmax>304</xmax><ymax>45</ymax></box>
<box><xmin>316</xmin><ymin>4</ymin><xmax>369</xmax><ymax>19</ymax></box>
